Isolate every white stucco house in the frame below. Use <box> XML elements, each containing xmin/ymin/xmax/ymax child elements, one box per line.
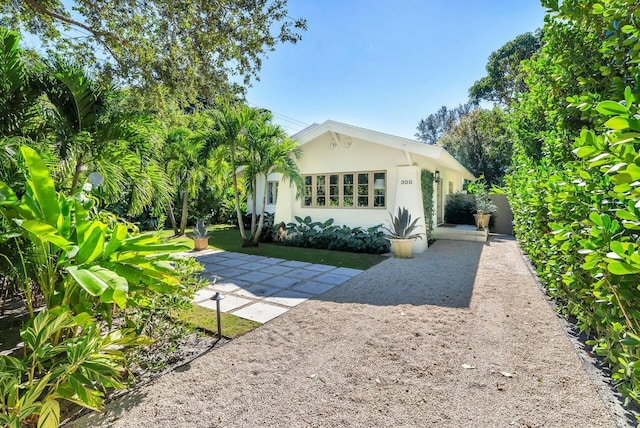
<box><xmin>250</xmin><ymin>120</ymin><xmax>475</xmax><ymax>254</ymax></box>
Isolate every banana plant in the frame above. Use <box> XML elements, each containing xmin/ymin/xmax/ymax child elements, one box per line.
<box><xmin>0</xmin><ymin>145</ymin><xmax>189</xmax><ymax>316</ymax></box>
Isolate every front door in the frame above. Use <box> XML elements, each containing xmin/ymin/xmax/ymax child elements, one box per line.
<box><xmin>436</xmin><ymin>178</ymin><xmax>443</xmax><ymax>224</ymax></box>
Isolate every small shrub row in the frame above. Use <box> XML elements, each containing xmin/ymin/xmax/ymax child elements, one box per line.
<box><xmin>281</xmin><ymin>216</ymin><xmax>390</xmax><ymax>254</ymax></box>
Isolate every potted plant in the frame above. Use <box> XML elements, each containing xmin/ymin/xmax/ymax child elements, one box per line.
<box><xmin>192</xmin><ymin>218</ymin><xmax>209</xmax><ymax>250</ymax></box>
<box><xmin>468</xmin><ymin>176</ymin><xmax>497</xmax><ymax>230</ymax></box>
<box><xmin>473</xmin><ymin>196</ymin><xmax>497</xmax><ymax>230</ymax></box>
<box><xmin>382</xmin><ymin>207</ymin><xmax>424</xmax><ymax>258</ymax></box>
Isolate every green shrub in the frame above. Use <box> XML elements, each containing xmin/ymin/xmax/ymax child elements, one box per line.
<box><xmin>282</xmin><ymin>216</ymin><xmax>390</xmax><ymax>254</ymax></box>
<box><xmin>444</xmin><ymin>193</ymin><xmax>475</xmax><ymax>225</ymax></box>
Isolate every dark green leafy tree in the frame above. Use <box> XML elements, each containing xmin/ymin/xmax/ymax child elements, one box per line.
<box><xmin>469</xmin><ymin>31</ymin><xmax>543</xmax><ymax>105</ymax></box>
<box><xmin>2</xmin><ymin>0</ymin><xmax>307</xmax><ymax>104</ymax></box>
<box><xmin>439</xmin><ymin>108</ymin><xmax>512</xmax><ymax>186</ymax></box>
<box><xmin>415</xmin><ymin>102</ymin><xmax>475</xmax><ymax>145</ymax></box>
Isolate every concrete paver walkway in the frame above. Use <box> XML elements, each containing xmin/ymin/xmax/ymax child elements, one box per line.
<box><xmin>190</xmin><ymin>250</ymin><xmax>363</xmax><ymax>323</ymax></box>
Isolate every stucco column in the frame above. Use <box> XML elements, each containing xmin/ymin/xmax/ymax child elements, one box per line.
<box><xmin>393</xmin><ymin>165</ymin><xmax>428</xmax><ymax>253</ymax></box>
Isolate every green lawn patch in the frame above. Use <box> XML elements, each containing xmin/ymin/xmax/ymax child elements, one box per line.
<box><xmin>173</xmin><ymin>304</ymin><xmax>261</xmax><ymax>339</ymax></box>
<box><xmin>149</xmin><ymin>225</ymin><xmax>385</xmax><ymax>270</ymax></box>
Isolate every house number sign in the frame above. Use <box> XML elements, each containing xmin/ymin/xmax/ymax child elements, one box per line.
<box><xmin>401</xmin><ymin>179</ymin><xmax>413</xmax><ymax>185</ymax></box>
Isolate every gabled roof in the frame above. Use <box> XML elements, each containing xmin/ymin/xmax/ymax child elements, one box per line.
<box><xmin>291</xmin><ymin>120</ymin><xmax>475</xmax><ymax>178</ymax></box>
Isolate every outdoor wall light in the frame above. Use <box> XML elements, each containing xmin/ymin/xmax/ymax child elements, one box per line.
<box><xmin>434</xmin><ymin>170</ymin><xmax>441</xmax><ymax>183</ymax></box>
<box><xmin>211</xmin><ymin>292</ymin><xmax>225</xmax><ymax>340</ymax></box>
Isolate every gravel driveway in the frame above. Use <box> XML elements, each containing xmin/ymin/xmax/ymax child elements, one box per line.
<box><xmin>69</xmin><ymin>237</ymin><xmax>618</xmax><ymax>427</ymax></box>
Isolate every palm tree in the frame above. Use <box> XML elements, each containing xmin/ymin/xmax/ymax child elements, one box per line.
<box><xmin>38</xmin><ymin>59</ymin><xmax>173</xmax><ymax>215</ymax></box>
<box><xmin>201</xmin><ymin>104</ymin><xmax>260</xmax><ymax>245</ymax></box>
<box><xmin>243</xmin><ymin>118</ymin><xmax>302</xmax><ymax>244</ymax></box>
<box><xmin>165</xmin><ymin>128</ymin><xmax>206</xmax><ymax>236</ymax></box>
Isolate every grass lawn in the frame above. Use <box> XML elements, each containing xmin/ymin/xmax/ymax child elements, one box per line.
<box><xmin>172</xmin><ymin>305</ymin><xmax>261</xmax><ymax>339</ymax></box>
<box><xmin>153</xmin><ymin>224</ymin><xmax>386</xmax><ymax>270</ymax></box>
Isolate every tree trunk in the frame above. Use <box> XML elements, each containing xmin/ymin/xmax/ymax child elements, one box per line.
<box><xmin>179</xmin><ymin>186</ymin><xmax>189</xmax><ymax>236</ymax></box>
<box><xmin>232</xmin><ymin>169</ymin><xmax>247</xmax><ymax>240</ymax></box>
<box><xmin>249</xmin><ymin>177</ymin><xmax>258</xmax><ymax>241</ymax></box>
<box><xmin>253</xmin><ymin>178</ymin><xmax>269</xmax><ymax>244</ymax></box>
<box><xmin>70</xmin><ymin>153</ymin><xmax>84</xmax><ymax>193</ymax></box>
<box><xmin>167</xmin><ymin>203</ymin><xmax>179</xmax><ymax>235</ymax></box>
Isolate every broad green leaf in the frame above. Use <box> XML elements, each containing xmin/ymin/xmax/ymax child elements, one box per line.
<box><xmin>596</xmin><ymin>101</ymin><xmax>628</xmax><ymax>115</ymax></box>
<box><xmin>89</xmin><ymin>265</ymin><xmax>128</xmax><ymax>291</ymax></box>
<box><xmin>607</xmin><ymin>261</ymin><xmax>640</xmax><ymax>275</ymax></box>
<box><xmin>604</xmin><ymin>116</ymin><xmax>631</xmax><ymax>130</ymax></box>
<box><xmin>20</xmin><ymin>146</ymin><xmax>60</xmax><ymax>227</ymax></box>
<box><xmin>76</xmin><ymin>223</ymin><xmax>106</xmax><ymax>265</ymax></box>
<box><xmin>616</xmin><ymin>210</ymin><xmax>638</xmax><ymax>221</ymax></box>
<box><xmin>19</xmin><ymin>220</ymin><xmax>73</xmax><ymax>250</ymax></box>
<box><xmin>589</xmin><ymin>212</ymin><xmax>603</xmax><ymax>226</ymax></box>
<box><xmin>66</xmin><ymin>266</ymin><xmax>109</xmax><ymax>296</ymax></box>
<box><xmin>574</xmin><ymin>146</ymin><xmax>597</xmax><ymax>158</ymax></box>
<box><xmin>0</xmin><ymin>181</ymin><xmax>18</xmax><ymax>205</ymax></box>
<box><xmin>37</xmin><ymin>399</ymin><xmax>60</xmax><ymax>428</ymax></box>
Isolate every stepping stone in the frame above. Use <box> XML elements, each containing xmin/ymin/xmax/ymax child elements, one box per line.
<box><xmin>240</xmin><ymin>262</ymin><xmax>271</xmax><ymax>271</ymax></box>
<box><xmin>209</xmin><ymin>281</ymin><xmax>244</xmax><ymax>292</ymax></box>
<box><xmin>214</xmin><ymin>267</ymin><xmax>249</xmax><ymax>278</ymax></box>
<box><xmin>263</xmin><ymin>276</ymin><xmax>300</xmax><ymax>289</ymax></box>
<box><xmin>195</xmin><ymin>253</ymin><xmax>226</xmax><ymax>264</ymax></box>
<box><xmin>314</xmin><ymin>273</ymin><xmax>351</xmax><ymax>285</ymax></box>
<box><xmin>260</xmin><ymin>257</ymin><xmax>287</xmax><ymax>265</ymax></box>
<box><xmin>306</xmin><ymin>264</ymin><xmax>335</xmax><ymax>272</ymax></box>
<box><xmin>293</xmin><ymin>281</ymin><xmax>336</xmax><ymax>295</ymax></box>
<box><xmin>331</xmin><ymin>267</ymin><xmax>363</xmax><ymax>277</ymax></box>
<box><xmin>232</xmin><ymin>302</ymin><xmax>288</xmax><ymax>323</ymax></box>
<box><xmin>216</xmin><ymin>252</ymin><xmax>249</xmax><ymax>259</ymax></box>
<box><xmin>284</xmin><ymin>269</ymin><xmax>318</xmax><ymax>280</ymax></box>
<box><xmin>235</xmin><ymin>284</ymin><xmax>280</xmax><ymax>299</ymax></box>
<box><xmin>261</xmin><ymin>265</ymin><xmax>293</xmax><ymax>275</ymax></box>
<box><xmin>197</xmin><ymin>295</ymin><xmax>251</xmax><ymax>312</ymax></box>
<box><xmin>265</xmin><ymin>290</ymin><xmax>312</xmax><ymax>307</ymax></box>
<box><xmin>240</xmin><ymin>255</ymin><xmax>267</xmax><ymax>262</ymax></box>
<box><xmin>192</xmin><ymin>288</ymin><xmax>217</xmax><ymax>302</ymax></box>
<box><xmin>218</xmin><ymin>258</ymin><xmax>249</xmax><ymax>267</ymax></box>
<box><xmin>281</xmin><ymin>260</ymin><xmax>312</xmax><ymax>268</ymax></box>
<box><xmin>235</xmin><ymin>271</ymin><xmax>274</xmax><ymax>283</ymax></box>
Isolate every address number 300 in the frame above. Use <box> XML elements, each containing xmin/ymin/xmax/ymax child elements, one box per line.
<box><xmin>400</xmin><ymin>179</ymin><xmax>413</xmax><ymax>185</ymax></box>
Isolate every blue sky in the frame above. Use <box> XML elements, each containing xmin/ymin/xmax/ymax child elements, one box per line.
<box><xmin>245</xmin><ymin>1</ymin><xmax>548</xmax><ymax>139</ymax></box>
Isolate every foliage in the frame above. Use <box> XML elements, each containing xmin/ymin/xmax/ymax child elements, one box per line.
<box><xmin>468</xmin><ymin>177</ymin><xmax>497</xmax><ymax>215</ymax></box>
<box><xmin>415</xmin><ymin>103</ymin><xmax>476</xmax><ymax>145</ymax></box>
<box><xmin>3</xmin><ymin>1</ymin><xmax>307</xmax><ymax>105</ymax></box>
<box><xmin>382</xmin><ymin>207</ymin><xmax>424</xmax><ymax>240</ymax></box>
<box><xmin>420</xmin><ymin>169</ymin><xmax>435</xmax><ymax>238</ymax></box>
<box><xmin>439</xmin><ymin>108</ymin><xmax>512</xmax><ymax>186</ymax></box>
<box><xmin>202</xmin><ymin>104</ymin><xmax>301</xmax><ymax>246</ymax></box>
<box><xmin>191</xmin><ymin>218</ymin><xmax>208</xmax><ymax>239</ymax></box>
<box><xmin>0</xmin><ymin>310</ymin><xmax>147</xmax><ymax>427</ymax></box>
<box><xmin>0</xmin><ymin>147</ymin><xmax>194</xmax><ymax>425</ymax></box>
<box><xmin>469</xmin><ymin>31</ymin><xmax>543</xmax><ymax>105</ymax></box>
<box><xmin>506</xmin><ymin>0</ymin><xmax>640</xmax><ymax>404</ymax></box>
<box><xmin>444</xmin><ymin>193</ymin><xmax>475</xmax><ymax>225</ymax></box>
<box><xmin>283</xmin><ymin>216</ymin><xmax>390</xmax><ymax>254</ymax></box>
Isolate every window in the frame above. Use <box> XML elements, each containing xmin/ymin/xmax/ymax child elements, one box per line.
<box><xmin>301</xmin><ymin>171</ymin><xmax>386</xmax><ymax>208</ymax></box>
<box><xmin>267</xmin><ymin>181</ymin><xmax>278</xmax><ymax>204</ymax></box>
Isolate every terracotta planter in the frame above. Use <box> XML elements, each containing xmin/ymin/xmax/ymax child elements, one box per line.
<box><xmin>193</xmin><ymin>237</ymin><xmax>209</xmax><ymax>251</ymax></box>
<box><xmin>389</xmin><ymin>238</ymin><xmax>415</xmax><ymax>258</ymax></box>
<box><xmin>473</xmin><ymin>213</ymin><xmax>491</xmax><ymax>230</ymax></box>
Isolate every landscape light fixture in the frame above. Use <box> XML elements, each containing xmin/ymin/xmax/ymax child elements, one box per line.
<box><xmin>434</xmin><ymin>170</ymin><xmax>441</xmax><ymax>183</ymax></box>
<box><xmin>211</xmin><ymin>292</ymin><xmax>225</xmax><ymax>340</ymax></box>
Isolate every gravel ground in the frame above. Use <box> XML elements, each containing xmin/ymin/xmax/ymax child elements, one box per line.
<box><xmin>69</xmin><ymin>236</ymin><xmax>621</xmax><ymax>427</ymax></box>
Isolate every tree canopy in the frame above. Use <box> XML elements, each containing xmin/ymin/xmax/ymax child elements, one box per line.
<box><xmin>469</xmin><ymin>31</ymin><xmax>543</xmax><ymax>105</ymax></box>
<box><xmin>2</xmin><ymin>0</ymin><xmax>307</xmax><ymax>104</ymax></box>
<box><xmin>415</xmin><ymin>103</ymin><xmax>475</xmax><ymax>145</ymax></box>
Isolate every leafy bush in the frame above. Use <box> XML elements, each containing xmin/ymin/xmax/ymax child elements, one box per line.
<box><xmin>505</xmin><ymin>0</ymin><xmax>640</xmax><ymax>406</ymax></box>
<box><xmin>0</xmin><ymin>146</ymin><xmax>195</xmax><ymax>425</ymax></box>
<box><xmin>444</xmin><ymin>194</ymin><xmax>475</xmax><ymax>225</ymax></box>
<box><xmin>282</xmin><ymin>216</ymin><xmax>390</xmax><ymax>254</ymax></box>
